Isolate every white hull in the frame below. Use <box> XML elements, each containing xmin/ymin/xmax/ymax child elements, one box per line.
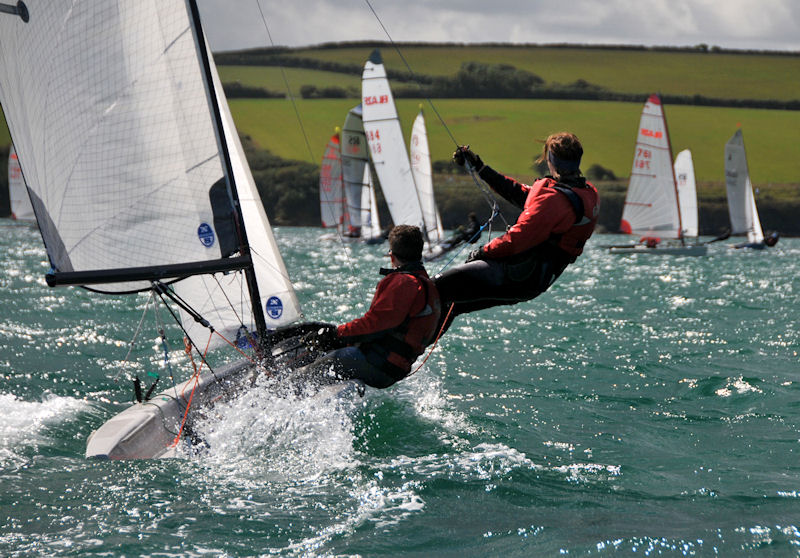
<box><xmin>608</xmin><ymin>243</ymin><xmax>707</xmax><ymax>256</ymax></box>
<box><xmin>86</xmin><ymin>359</ymin><xmax>253</xmax><ymax>459</ymax></box>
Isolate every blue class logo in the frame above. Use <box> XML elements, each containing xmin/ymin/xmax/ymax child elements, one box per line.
<box><xmin>265</xmin><ymin>296</ymin><xmax>283</xmax><ymax>320</ymax></box>
<box><xmin>197</xmin><ymin>223</ymin><xmax>215</xmax><ymax>247</ymax></box>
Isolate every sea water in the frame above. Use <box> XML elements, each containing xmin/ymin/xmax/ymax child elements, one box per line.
<box><xmin>1</xmin><ymin>221</ymin><xmax>799</xmax><ymax>556</ymax></box>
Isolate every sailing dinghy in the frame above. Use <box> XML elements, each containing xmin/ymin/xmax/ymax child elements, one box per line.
<box><xmin>7</xmin><ymin>144</ymin><xmax>34</xmax><ymax>221</ymax></box>
<box><xmin>0</xmin><ymin>0</ymin><xmax>357</xmax><ymax>459</ymax></box>
<box><xmin>724</xmin><ymin>129</ymin><xmax>777</xmax><ymax>249</ymax></box>
<box><xmin>608</xmin><ymin>94</ymin><xmax>706</xmax><ymax>256</ymax></box>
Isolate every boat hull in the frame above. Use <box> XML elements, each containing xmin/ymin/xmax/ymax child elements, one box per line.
<box><xmin>85</xmin><ymin>359</ymin><xmax>253</xmax><ymax>460</ymax></box>
<box><xmin>608</xmin><ymin>244</ymin><xmax>708</xmax><ymax>256</ymax></box>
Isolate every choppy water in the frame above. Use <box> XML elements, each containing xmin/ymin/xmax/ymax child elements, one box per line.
<box><xmin>1</xmin><ymin>221</ymin><xmax>799</xmax><ymax>557</ymax></box>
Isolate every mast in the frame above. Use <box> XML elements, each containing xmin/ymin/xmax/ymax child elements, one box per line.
<box><xmin>185</xmin><ymin>0</ymin><xmax>269</xmax><ymax>342</ymax></box>
<box><xmin>659</xmin><ymin>94</ymin><xmax>685</xmax><ymax>244</ymax></box>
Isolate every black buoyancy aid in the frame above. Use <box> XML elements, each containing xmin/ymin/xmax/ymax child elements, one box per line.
<box><xmin>360</xmin><ymin>265</ymin><xmax>441</xmax><ymax>380</ymax></box>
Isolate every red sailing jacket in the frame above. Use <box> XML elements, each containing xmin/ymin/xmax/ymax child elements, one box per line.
<box><xmin>478</xmin><ymin>167</ymin><xmax>599</xmax><ymax>260</ymax></box>
<box><xmin>337</xmin><ymin>264</ymin><xmax>441</xmax><ymax>377</ymax></box>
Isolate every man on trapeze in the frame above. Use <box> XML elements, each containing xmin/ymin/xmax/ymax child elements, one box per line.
<box><xmin>433</xmin><ymin>132</ymin><xmax>600</xmax><ymax>333</ymax></box>
<box><xmin>284</xmin><ymin>225</ymin><xmax>442</xmax><ymax>390</ymax></box>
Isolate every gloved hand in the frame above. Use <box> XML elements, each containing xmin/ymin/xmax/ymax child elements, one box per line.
<box><xmin>303</xmin><ymin>325</ymin><xmax>338</xmax><ymax>351</ymax></box>
<box><xmin>465</xmin><ymin>246</ymin><xmax>485</xmax><ymax>263</ymax></box>
<box><xmin>452</xmin><ymin>145</ymin><xmax>483</xmax><ymax>171</ymax></box>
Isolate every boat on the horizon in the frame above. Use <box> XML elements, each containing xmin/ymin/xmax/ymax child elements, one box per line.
<box><xmin>724</xmin><ymin>128</ymin><xmax>779</xmax><ymax>250</ymax></box>
<box><xmin>608</xmin><ymin>94</ymin><xmax>707</xmax><ymax>256</ymax></box>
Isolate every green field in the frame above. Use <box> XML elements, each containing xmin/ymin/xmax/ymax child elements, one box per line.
<box><xmin>218</xmin><ymin>66</ymin><xmax>360</xmax><ymax>96</ymax></box>
<box><xmin>285</xmin><ymin>45</ymin><xmax>800</xmax><ymax>101</ymax></box>
<box><xmin>227</xmin><ymin>97</ymin><xmax>800</xmax><ymax>185</ymax></box>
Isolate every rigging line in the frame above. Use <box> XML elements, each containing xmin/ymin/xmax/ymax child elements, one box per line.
<box><xmin>254</xmin><ymin>1</ymin><xmax>367</xmax><ymax>305</ymax></box>
<box><xmin>111</xmin><ymin>291</ymin><xmax>155</xmax><ymax>383</ymax></box>
<box><xmin>434</xmin><ymin>208</ymin><xmax>499</xmax><ymax>276</ymax></box>
<box><xmin>254</xmin><ymin>0</ymin><xmax>315</xmax><ymax>164</ymax></box>
<box><xmin>152</xmin><ymin>285</ymin><xmax>226</xmax><ymax>391</ymax></box>
<box><xmin>362</xmin><ymin>0</ymin><xmax>508</xmax><ymax>225</ymax></box>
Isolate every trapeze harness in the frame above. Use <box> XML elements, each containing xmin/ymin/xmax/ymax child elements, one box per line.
<box><xmin>351</xmin><ymin>267</ymin><xmax>441</xmax><ymax>382</ymax></box>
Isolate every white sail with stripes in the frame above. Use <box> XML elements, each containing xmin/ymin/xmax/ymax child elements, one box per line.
<box><xmin>724</xmin><ymin>129</ymin><xmax>764</xmax><ymax>244</ymax></box>
<box><xmin>620</xmin><ymin>94</ymin><xmax>682</xmax><ymax>239</ymax></box>
<box><xmin>410</xmin><ymin>109</ymin><xmax>444</xmax><ymax>244</ymax></box>
<box><xmin>361</xmin><ymin>49</ymin><xmax>426</xmax><ymax>235</ymax></box>
<box><xmin>362</xmin><ymin>165</ymin><xmax>382</xmax><ymax>239</ymax></box>
<box><xmin>673</xmin><ymin>149</ymin><xmax>699</xmax><ymax>238</ymax></box>
<box><xmin>8</xmin><ymin>144</ymin><xmax>34</xmax><ymax>221</ymax></box>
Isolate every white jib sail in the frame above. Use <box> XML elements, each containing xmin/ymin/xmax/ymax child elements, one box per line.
<box><xmin>0</xmin><ymin>1</ymin><xmax>244</xmax><ymax>293</ymax></box>
<box><xmin>361</xmin><ymin>50</ymin><xmax>426</xmax><ymax>235</ymax></box>
<box><xmin>320</xmin><ymin>133</ymin><xmax>346</xmax><ymax>230</ymax></box>
<box><xmin>410</xmin><ymin>109</ymin><xmax>444</xmax><ymax>244</ymax></box>
<box><xmin>673</xmin><ymin>149</ymin><xmax>699</xmax><ymax>238</ymax></box>
<box><xmin>8</xmin><ymin>144</ymin><xmax>34</xmax><ymax>221</ymax></box>
<box><xmin>341</xmin><ymin>105</ymin><xmax>370</xmax><ymax>235</ymax></box>
<box><xmin>724</xmin><ymin>129</ymin><xmax>764</xmax><ymax>244</ymax></box>
<box><xmin>173</xmin><ymin>47</ymin><xmax>301</xmax><ymax>349</ymax></box>
<box><xmin>362</xmin><ymin>165</ymin><xmax>382</xmax><ymax>239</ymax></box>
<box><xmin>620</xmin><ymin>94</ymin><xmax>682</xmax><ymax>239</ymax></box>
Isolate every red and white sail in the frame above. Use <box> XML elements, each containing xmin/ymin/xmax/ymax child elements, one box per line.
<box><xmin>620</xmin><ymin>94</ymin><xmax>682</xmax><ymax>239</ymax></box>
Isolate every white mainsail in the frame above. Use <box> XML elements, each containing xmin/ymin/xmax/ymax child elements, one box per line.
<box><xmin>724</xmin><ymin>129</ymin><xmax>764</xmax><ymax>244</ymax></box>
<box><xmin>673</xmin><ymin>149</ymin><xmax>699</xmax><ymax>238</ymax></box>
<box><xmin>0</xmin><ymin>1</ymin><xmax>250</xmax><ymax>293</ymax></box>
<box><xmin>8</xmin><ymin>144</ymin><xmax>34</xmax><ymax>221</ymax></box>
<box><xmin>620</xmin><ymin>94</ymin><xmax>682</xmax><ymax>239</ymax></box>
<box><xmin>319</xmin><ymin>132</ymin><xmax>346</xmax><ymax>230</ymax></box>
<box><xmin>410</xmin><ymin>109</ymin><xmax>444</xmax><ymax>244</ymax></box>
<box><xmin>361</xmin><ymin>49</ymin><xmax>426</xmax><ymax>235</ymax></box>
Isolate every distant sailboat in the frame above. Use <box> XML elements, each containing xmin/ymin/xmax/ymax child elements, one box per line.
<box><xmin>7</xmin><ymin>144</ymin><xmax>34</xmax><ymax>221</ymax></box>
<box><xmin>724</xmin><ymin>129</ymin><xmax>777</xmax><ymax>249</ymax></box>
<box><xmin>609</xmin><ymin>94</ymin><xmax>706</xmax><ymax>256</ymax></box>
<box><xmin>674</xmin><ymin>149</ymin><xmax>699</xmax><ymax>239</ymax></box>
<box><xmin>319</xmin><ymin>130</ymin><xmax>349</xmax><ymax>238</ymax></box>
<box><xmin>341</xmin><ymin>104</ymin><xmax>382</xmax><ymax>241</ymax></box>
<box><xmin>361</xmin><ymin>49</ymin><xmax>427</xmax><ymax>237</ymax></box>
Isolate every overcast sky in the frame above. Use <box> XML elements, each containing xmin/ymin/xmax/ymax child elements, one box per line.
<box><xmin>197</xmin><ymin>0</ymin><xmax>800</xmax><ymax>53</ymax></box>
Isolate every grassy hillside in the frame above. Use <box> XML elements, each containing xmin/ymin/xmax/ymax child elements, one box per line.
<box><xmin>276</xmin><ymin>45</ymin><xmax>800</xmax><ymax>102</ymax></box>
<box><xmin>227</xmin><ymin>97</ymin><xmax>800</xmax><ymax>185</ymax></box>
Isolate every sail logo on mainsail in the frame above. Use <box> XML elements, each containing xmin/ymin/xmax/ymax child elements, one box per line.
<box><xmin>197</xmin><ymin>223</ymin><xmax>215</xmax><ymax>247</ymax></box>
<box><xmin>640</xmin><ymin>128</ymin><xmax>663</xmax><ymax>139</ymax></box>
<box><xmin>364</xmin><ymin>95</ymin><xmax>388</xmax><ymax>105</ymax></box>
<box><xmin>265</xmin><ymin>296</ymin><xmax>283</xmax><ymax>319</ymax></box>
